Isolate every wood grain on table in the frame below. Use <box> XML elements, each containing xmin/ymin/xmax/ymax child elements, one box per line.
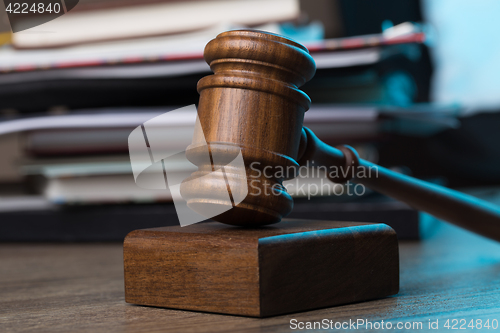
<box><xmin>1</xmin><ymin>221</ymin><xmax>500</xmax><ymax>333</ymax></box>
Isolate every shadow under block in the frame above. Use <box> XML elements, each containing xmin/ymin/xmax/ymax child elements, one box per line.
<box><xmin>123</xmin><ymin>219</ymin><xmax>399</xmax><ymax>317</ymax></box>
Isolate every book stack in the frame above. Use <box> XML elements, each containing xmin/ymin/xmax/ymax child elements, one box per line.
<box><xmin>0</xmin><ymin>4</ymin><xmax>428</xmax><ymax>112</ymax></box>
<box><xmin>0</xmin><ymin>1</ymin><xmax>446</xmax><ymax>240</ymax></box>
<box><xmin>0</xmin><ymin>103</ymin><xmax>456</xmax><ymax>206</ymax></box>
<box><xmin>20</xmin><ymin>108</ymin><xmax>190</xmax><ymax>204</ymax></box>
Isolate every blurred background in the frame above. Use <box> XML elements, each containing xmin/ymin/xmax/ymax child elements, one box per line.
<box><xmin>0</xmin><ymin>0</ymin><xmax>499</xmax><ymax>241</ymax></box>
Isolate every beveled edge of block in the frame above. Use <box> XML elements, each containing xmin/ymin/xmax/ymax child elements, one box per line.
<box><xmin>257</xmin><ymin>223</ymin><xmax>400</xmax><ymax>317</ymax></box>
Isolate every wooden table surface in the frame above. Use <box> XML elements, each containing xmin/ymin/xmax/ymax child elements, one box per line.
<box><xmin>2</xmin><ymin>221</ymin><xmax>500</xmax><ymax>333</ymax></box>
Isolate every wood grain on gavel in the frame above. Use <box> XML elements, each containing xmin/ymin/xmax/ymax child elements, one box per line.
<box><xmin>180</xmin><ymin>29</ymin><xmax>500</xmax><ymax>241</ymax></box>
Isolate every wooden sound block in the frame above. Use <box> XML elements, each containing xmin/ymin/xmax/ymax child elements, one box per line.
<box><xmin>123</xmin><ymin>219</ymin><xmax>399</xmax><ymax>317</ymax></box>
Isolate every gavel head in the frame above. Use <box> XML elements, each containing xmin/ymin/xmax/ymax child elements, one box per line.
<box><xmin>180</xmin><ymin>30</ymin><xmax>316</xmax><ymax>226</ymax></box>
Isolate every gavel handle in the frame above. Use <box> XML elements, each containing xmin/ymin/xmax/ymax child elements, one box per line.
<box><xmin>299</xmin><ymin>127</ymin><xmax>500</xmax><ymax>242</ymax></box>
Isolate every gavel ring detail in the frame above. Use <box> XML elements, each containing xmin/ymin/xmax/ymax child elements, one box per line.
<box><xmin>180</xmin><ymin>30</ymin><xmax>500</xmax><ymax>242</ymax></box>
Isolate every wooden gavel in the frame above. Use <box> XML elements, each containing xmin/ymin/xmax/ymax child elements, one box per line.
<box><xmin>180</xmin><ymin>30</ymin><xmax>500</xmax><ymax>242</ymax></box>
